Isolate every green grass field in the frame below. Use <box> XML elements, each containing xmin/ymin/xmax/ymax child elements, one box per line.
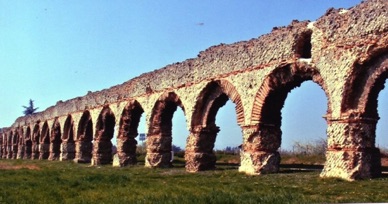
<box><xmin>0</xmin><ymin>158</ymin><xmax>387</xmax><ymax>204</ymax></box>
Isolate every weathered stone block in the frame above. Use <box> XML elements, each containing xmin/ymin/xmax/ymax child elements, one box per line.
<box><xmin>146</xmin><ymin>136</ymin><xmax>172</xmax><ymax>153</ymax></box>
<box><xmin>39</xmin><ymin>144</ymin><xmax>50</xmax><ymax>160</ymax></box>
<box><xmin>321</xmin><ymin>148</ymin><xmax>381</xmax><ymax>180</ymax></box>
<box><xmin>48</xmin><ymin>143</ymin><xmax>61</xmax><ymax>161</ymax></box>
<box><xmin>145</xmin><ymin>152</ymin><xmax>172</xmax><ymax>168</ymax></box>
<box><xmin>31</xmin><ymin>144</ymin><xmax>39</xmax><ymax>160</ymax></box>
<box><xmin>12</xmin><ymin>145</ymin><xmax>18</xmax><ymax>159</ymax></box>
<box><xmin>239</xmin><ymin>151</ymin><xmax>280</xmax><ymax>175</ymax></box>
<box><xmin>91</xmin><ymin>141</ymin><xmax>113</xmax><ymax>165</ymax></box>
<box><xmin>74</xmin><ymin>141</ymin><xmax>92</xmax><ymax>163</ymax></box>
<box><xmin>17</xmin><ymin>145</ymin><xmax>25</xmax><ymax>159</ymax></box>
<box><xmin>60</xmin><ymin>142</ymin><xmax>75</xmax><ymax>161</ymax></box>
<box><xmin>185</xmin><ymin>152</ymin><xmax>216</xmax><ymax>172</ymax></box>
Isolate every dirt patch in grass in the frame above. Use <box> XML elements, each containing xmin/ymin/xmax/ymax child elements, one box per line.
<box><xmin>0</xmin><ymin>163</ymin><xmax>40</xmax><ymax>170</ymax></box>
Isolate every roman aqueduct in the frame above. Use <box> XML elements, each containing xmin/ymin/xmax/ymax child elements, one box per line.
<box><xmin>1</xmin><ymin>0</ymin><xmax>387</xmax><ymax>181</ymax></box>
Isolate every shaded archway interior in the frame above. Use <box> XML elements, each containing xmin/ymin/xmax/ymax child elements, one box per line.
<box><xmin>185</xmin><ymin>81</ymin><xmax>244</xmax><ymax>172</ymax></box>
<box><xmin>117</xmin><ymin>100</ymin><xmax>144</xmax><ymax>166</ymax></box>
<box><xmin>258</xmin><ymin>65</ymin><xmax>329</xmax><ymax>127</ymax></box>
<box><xmin>146</xmin><ymin>92</ymin><xmax>184</xmax><ymax>167</ymax></box>
<box><xmin>75</xmin><ymin>111</ymin><xmax>93</xmax><ymax>163</ymax></box>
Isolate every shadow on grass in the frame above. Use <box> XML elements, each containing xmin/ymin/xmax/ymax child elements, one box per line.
<box><xmin>134</xmin><ymin>157</ymin><xmax>388</xmax><ymax>178</ymax></box>
<box><xmin>280</xmin><ymin>164</ymin><xmax>323</xmax><ymax>173</ymax></box>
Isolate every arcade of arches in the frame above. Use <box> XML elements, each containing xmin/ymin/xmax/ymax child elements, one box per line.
<box><xmin>0</xmin><ymin>0</ymin><xmax>387</xmax><ymax>181</ymax></box>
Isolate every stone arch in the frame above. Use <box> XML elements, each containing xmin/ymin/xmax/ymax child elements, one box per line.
<box><xmin>75</xmin><ymin>110</ymin><xmax>93</xmax><ymax>163</ymax></box>
<box><xmin>95</xmin><ymin>106</ymin><xmax>116</xmax><ymax>141</ymax></box>
<box><xmin>117</xmin><ymin>100</ymin><xmax>144</xmax><ymax>166</ymax></box>
<box><xmin>49</xmin><ymin>118</ymin><xmax>62</xmax><ymax>160</ymax></box>
<box><xmin>39</xmin><ymin>121</ymin><xmax>50</xmax><ymax>160</ymax></box>
<box><xmin>32</xmin><ymin>123</ymin><xmax>40</xmax><ymax>159</ymax></box>
<box><xmin>17</xmin><ymin>128</ymin><xmax>24</xmax><ymax>146</ymax></box>
<box><xmin>327</xmin><ymin>51</ymin><xmax>388</xmax><ymax>179</ymax></box>
<box><xmin>241</xmin><ymin>63</ymin><xmax>330</xmax><ymax>175</ymax></box>
<box><xmin>77</xmin><ymin>111</ymin><xmax>93</xmax><ymax>142</ymax></box>
<box><xmin>251</xmin><ymin>63</ymin><xmax>330</xmax><ymax>125</ymax></box>
<box><xmin>341</xmin><ymin>51</ymin><xmax>388</xmax><ymax>117</ymax></box>
<box><xmin>191</xmin><ymin>80</ymin><xmax>245</xmax><ymax>128</ymax></box>
<box><xmin>24</xmin><ymin>126</ymin><xmax>32</xmax><ymax>159</ymax></box>
<box><xmin>186</xmin><ymin>80</ymin><xmax>244</xmax><ymax>172</ymax></box>
<box><xmin>92</xmin><ymin>105</ymin><xmax>116</xmax><ymax>165</ymax></box>
<box><xmin>146</xmin><ymin>92</ymin><xmax>185</xmax><ymax>167</ymax></box>
<box><xmin>61</xmin><ymin>115</ymin><xmax>75</xmax><ymax>160</ymax></box>
<box><xmin>63</xmin><ymin>115</ymin><xmax>75</xmax><ymax>142</ymax></box>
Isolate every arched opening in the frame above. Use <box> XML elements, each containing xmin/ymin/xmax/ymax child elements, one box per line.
<box><xmin>17</xmin><ymin>128</ymin><xmax>24</xmax><ymax>159</ymax></box>
<box><xmin>377</xmin><ymin>82</ymin><xmax>388</xmax><ymax>169</ymax></box>
<box><xmin>247</xmin><ymin>64</ymin><xmax>330</xmax><ymax>174</ymax></box>
<box><xmin>171</xmin><ymin>107</ymin><xmax>189</xmax><ymax>166</ymax></box>
<box><xmin>40</xmin><ymin>122</ymin><xmax>50</xmax><ymax>160</ymax></box>
<box><xmin>62</xmin><ymin>115</ymin><xmax>75</xmax><ymax>160</ymax></box>
<box><xmin>281</xmin><ymin>81</ymin><xmax>327</xmax><ymax>169</ymax></box>
<box><xmin>214</xmin><ymin>100</ymin><xmax>242</xmax><ymax>165</ymax></box>
<box><xmin>338</xmin><ymin>52</ymin><xmax>388</xmax><ymax>178</ymax></box>
<box><xmin>187</xmin><ymin>80</ymin><xmax>244</xmax><ymax>172</ymax></box>
<box><xmin>49</xmin><ymin>119</ymin><xmax>62</xmax><ymax>160</ymax></box>
<box><xmin>75</xmin><ymin>110</ymin><xmax>93</xmax><ymax>163</ymax></box>
<box><xmin>24</xmin><ymin>127</ymin><xmax>32</xmax><ymax>159</ymax></box>
<box><xmin>93</xmin><ymin>106</ymin><xmax>116</xmax><ymax>165</ymax></box>
<box><xmin>32</xmin><ymin>124</ymin><xmax>40</xmax><ymax>159</ymax></box>
<box><xmin>146</xmin><ymin>92</ymin><xmax>185</xmax><ymax>168</ymax></box>
<box><xmin>295</xmin><ymin>31</ymin><xmax>312</xmax><ymax>59</ymax></box>
<box><xmin>117</xmin><ymin>100</ymin><xmax>144</xmax><ymax>166</ymax></box>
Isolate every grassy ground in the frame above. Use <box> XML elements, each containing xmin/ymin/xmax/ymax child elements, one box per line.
<box><xmin>0</xmin><ymin>158</ymin><xmax>388</xmax><ymax>204</ymax></box>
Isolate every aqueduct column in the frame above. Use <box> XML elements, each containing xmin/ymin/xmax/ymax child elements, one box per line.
<box><xmin>11</xmin><ymin>133</ymin><xmax>18</xmax><ymax>159</ymax></box>
<box><xmin>48</xmin><ymin>129</ymin><xmax>61</xmax><ymax>160</ymax></box>
<box><xmin>185</xmin><ymin>125</ymin><xmax>219</xmax><ymax>172</ymax></box>
<box><xmin>39</xmin><ymin>124</ymin><xmax>50</xmax><ymax>160</ymax></box>
<box><xmin>74</xmin><ymin>140</ymin><xmax>92</xmax><ymax>163</ymax></box>
<box><xmin>91</xmin><ymin>107</ymin><xmax>115</xmax><ymax>165</ymax></box>
<box><xmin>60</xmin><ymin>116</ymin><xmax>76</xmax><ymax>161</ymax></box>
<box><xmin>145</xmin><ymin>92</ymin><xmax>183</xmax><ymax>168</ymax></box>
<box><xmin>60</xmin><ymin>140</ymin><xmax>75</xmax><ymax>161</ymax></box>
<box><xmin>321</xmin><ymin>115</ymin><xmax>381</xmax><ymax>180</ymax></box>
<box><xmin>116</xmin><ymin>131</ymin><xmax>138</xmax><ymax>166</ymax></box>
<box><xmin>116</xmin><ymin>100</ymin><xmax>144</xmax><ymax>166</ymax></box>
<box><xmin>24</xmin><ymin>139</ymin><xmax>32</xmax><ymax>159</ymax></box>
<box><xmin>0</xmin><ymin>133</ymin><xmax>3</xmax><ymax>158</ymax></box>
<box><xmin>39</xmin><ymin>143</ymin><xmax>50</xmax><ymax>160</ymax></box>
<box><xmin>16</xmin><ymin>133</ymin><xmax>25</xmax><ymax>159</ymax></box>
<box><xmin>74</xmin><ymin>111</ymin><xmax>93</xmax><ymax>163</ymax></box>
<box><xmin>6</xmin><ymin>133</ymin><xmax>13</xmax><ymax>159</ymax></box>
<box><xmin>92</xmin><ymin>135</ymin><xmax>113</xmax><ymax>165</ymax></box>
<box><xmin>145</xmin><ymin>128</ymin><xmax>173</xmax><ymax>168</ymax></box>
<box><xmin>239</xmin><ymin>124</ymin><xmax>281</xmax><ymax>175</ymax></box>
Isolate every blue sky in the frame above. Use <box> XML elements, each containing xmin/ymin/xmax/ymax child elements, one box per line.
<box><xmin>3</xmin><ymin>0</ymin><xmax>386</xmax><ymax>150</ymax></box>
